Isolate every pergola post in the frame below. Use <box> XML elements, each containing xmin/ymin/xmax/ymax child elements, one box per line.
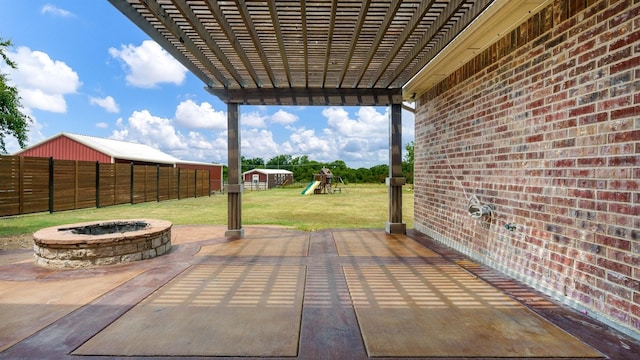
<box><xmin>225</xmin><ymin>102</ymin><xmax>244</xmax><ymax>238</ymax></box>
<box><xmin>386</xmin><ymin>103</ymin><xmax>406</xmax><ymax>234</ymax></box>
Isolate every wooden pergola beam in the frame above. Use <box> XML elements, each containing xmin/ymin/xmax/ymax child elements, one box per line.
<box><xmin>205</xmin><ymin>87</ymin><xmax>403</xmax><ymax>106</ymax></box>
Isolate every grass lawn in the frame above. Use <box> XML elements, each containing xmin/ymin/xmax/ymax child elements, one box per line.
<box><xmin>0</xmin><ymin>184</ymin><xmax>414</xmax><ymax>246</ymax></box>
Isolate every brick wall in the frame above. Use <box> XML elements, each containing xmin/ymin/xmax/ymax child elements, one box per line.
<box><xmin>414</xmin><ymin>0</ymin><xmax>639</xmax><ymax>338</ymax></box>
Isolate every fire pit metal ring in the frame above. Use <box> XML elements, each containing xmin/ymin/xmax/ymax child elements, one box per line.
<box><xmin>33</xmin><ymin>219</ymin><xmax>172</xmax><ymax>268</ymax></box>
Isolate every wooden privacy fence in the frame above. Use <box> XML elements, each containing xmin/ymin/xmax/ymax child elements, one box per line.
<box><xmin>0</xmin><ymin>156</ymin><xmax>210</xmax><ymax>217</ymax></box>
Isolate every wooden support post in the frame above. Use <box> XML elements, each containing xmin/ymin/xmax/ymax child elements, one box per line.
<box><xmin>386</xmin><ymin>103</ymin><xmax>406</xmax><ymax>234</ymax></box>
<box><xmin>226</xmin><ymin>102</ymin><xmax>244</xmax><ymax>238</ymax></box>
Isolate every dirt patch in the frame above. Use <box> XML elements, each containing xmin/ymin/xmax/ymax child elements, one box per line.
<box><xmin>0</xmin><ymin>235</ymin><xmax>33</xmax><ymax>250</ymax></box>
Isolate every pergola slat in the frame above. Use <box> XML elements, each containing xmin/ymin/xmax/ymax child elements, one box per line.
<box><xmin>109</xmin><ymin>0</ymin><xmax>487</xmax><ymax>104</ymax></box>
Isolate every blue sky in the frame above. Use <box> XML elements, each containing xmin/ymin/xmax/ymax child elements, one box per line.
<box><xmin>1</xmin><ymin>1</ymin><xmax>414</xmax><ymax>168</ymax></box>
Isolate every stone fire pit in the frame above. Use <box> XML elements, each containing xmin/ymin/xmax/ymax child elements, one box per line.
<box><xmin>33</xmin><ymin>219</ymin><xmax>172</xmax><ymax>268</ymax></box>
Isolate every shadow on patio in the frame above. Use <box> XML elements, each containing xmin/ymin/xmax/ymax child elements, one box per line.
<box><xmin>0</xmin><ymin>226</ymin><xmax>638</xmax><ymax>359</ymax></box>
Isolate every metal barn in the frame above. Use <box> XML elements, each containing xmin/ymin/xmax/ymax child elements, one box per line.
<box><xmin>14</xmin><ymin>132</ymin><xmax>223</xmax><ymax>192</ymax></box>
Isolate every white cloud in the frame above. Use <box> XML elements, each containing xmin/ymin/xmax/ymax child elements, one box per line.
<box><xmin>95</xmin><ymin>122</ymin><xmax>109</xmax><ymax>129</ymax></box>
<box><xmin>241</xmin><ymin>129</ymin><xmax>280</xmax><ymax>159</ymax></box>
<box><xmin>110</xmin><ymin>109</ymin><xmax>227</xmax><ymax>164</ymax></box>
<box><xmin>241</xmin><ymin>111</ymin><xmax>268</xmax><ymax>128</ymax></box>
<box><xmin>271</xmin><ymin>109</ymin><xmax>298</xmax><ymax>125</ymax></box>
<box><xmin>185</xmin><ymin>131</ymin><xmax>215</xmax><ymax>150</ymax></box>
<box><xmin>174</xmin><ymin>100</ymin><xmax>226</xmax><ymax>129</ymax></box>
<box><xmin>105</xmin><ymin>105</ymin><xmax>413</xmax><ymax>168</ymax></box>
<box><xmin>1</xmin><ymin>47</ymin><xmax>81</xmax><ymax>113</ymax></box>
<box><xmin>322</xmin><ymin>107</ymin><xmax>350</xmax><ymax>126</ymax></box>
<box><xmin>41</xmin><ymin>4</ymin><xmax>74</xmax><ymax>17</ymax></box>
<box><xmin>108</xmin><ymin>40</ymin><xmax>187</xmax><ymax>88</ymax></box>
<box><xmin>284</xmin><ymin>126</ymin><xmax>335</xmax><ymax>163</ymax></box>
<box><xmin>324</xmin><ymin>106</ymin><xmax>387</xmax><ymax>139</ymax></box>
<box><xmin>110</xmin><ymin>128</ymin><xmax>128</xmax><ymax>140</ymax></box>
<box><xmin>111</xmin><ymin>110</ymin><xmax>186</xmax><ymax>151</ymax></box>
<box><xmin>89</xmin><ymin>95</ymin><xmax>119</xmax><ymax>113</ymax></box>
<box><xmin>230</xmin><ymin>106</ymin><xmax>399</xmax><ymax>167</ymax></box>
<box><xmin>168</xmin><ymin>131</ymin><xmax>227</xmax><ymax>163</ymax></box>
<box><xmin>319</xmin><ymin>106</ymin><xmax>390</xmax><ymax>166</ymax></box>
<box><xmin>18</xmin><ymin>89</ymin><xmax>67</xmax><ymax>113</ymax></box>
<box><xmin>240</xmin><ymin>108</ymin><xmax>299</xmax><ymax>129</ymax></box>
<box><xmin>187</xmin><ymin>133</ymin><xmax>229</xmax><ymax>164</ymax></box>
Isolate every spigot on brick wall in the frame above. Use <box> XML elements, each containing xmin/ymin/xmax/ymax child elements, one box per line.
<box><xmin>467</xmin><ymin>195</ymin><xmax>495</xmax><ymax>230</ymax></box>
<box><xmin>467</xmin><ymin>195</ymin><xmax>495</xmax><ymax>219</ymax></box>
<box><xmin>505</xmin><ymin>223</ymin><xmax>517</xmax><ymax>231</ymax></box>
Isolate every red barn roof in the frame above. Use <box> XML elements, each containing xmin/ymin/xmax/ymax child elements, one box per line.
<box><xmin>15</xmin><ymin>132</ymin><xmax>182</xmax><ymax>165</ymax></box>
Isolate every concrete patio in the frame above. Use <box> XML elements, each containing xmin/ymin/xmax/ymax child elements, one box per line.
<box><xmin>1</xmin><ymin>225</ymin><xmax>638</xmax><ymax>359</ymax></box>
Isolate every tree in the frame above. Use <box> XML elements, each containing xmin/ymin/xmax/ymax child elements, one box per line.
<box><xmin>266</xmin><ymin>154</ymin><xmax>292</xmax><ymax>170</ymax></box>
<box><xmin>221</xmin><ymin>164</ymin><xmax>228</xmax><ymax>181</ymax></box>
<box><xmin>403</xmin><ymin>141</ymin><xmax>414</xmax><ymax>184</ymax></box>
<box><xmin>292</xmin><ymin>156</ymin><xmax>322</xmax><ymax>183</ymax></box>
<box><xmin>369</xmin><ymin>164</ymin><xmax>389</xmax><ymax>183</ymax></box>
<box><xmin>0</xmin><ymin>37</ymin><xmax>31</xmax><ymax>154</ymax></box>
<box><xmin>327</xmin><ymin>160</ymin><xmax>347</xmax><ymax>172</ymax></box>
<box><xmin>404</xmin><ymin>141</ymin><xmax>414</xmax><ymax>165</ymax></box>
<box><xmin>241</xmin><ymin>156</ymin><xmax>265</xmax><ymax>171</ymax></box>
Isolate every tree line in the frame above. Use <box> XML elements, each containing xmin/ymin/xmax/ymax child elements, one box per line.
<box><xmin>227</xmin><ymin>142</ymin><xmax>414</xmax><ymax>185</ymax></box>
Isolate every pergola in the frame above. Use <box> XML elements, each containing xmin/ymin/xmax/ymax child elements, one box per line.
<box><xmin>108</xmin><ymin>0</ymin><xmax>550</xmax><ymax>237</ymax></box>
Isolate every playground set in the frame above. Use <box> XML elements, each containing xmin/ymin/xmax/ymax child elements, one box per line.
<box><xmin>301</xmin><ymin>167</ymin><xmax>347</xmax><ymax>195</ymax></box>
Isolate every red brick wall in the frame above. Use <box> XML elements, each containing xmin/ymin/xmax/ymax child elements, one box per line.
<box><xmin>414</xmin><ymin>0</ymin><xmax>639</xmax><ymax>338</ymax></box>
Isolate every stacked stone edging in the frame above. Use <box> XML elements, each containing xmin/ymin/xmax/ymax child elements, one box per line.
<box><xmin>33</xmin><ymin>219</ymin><xmax>172</xmax><ymax>268</ymax></box>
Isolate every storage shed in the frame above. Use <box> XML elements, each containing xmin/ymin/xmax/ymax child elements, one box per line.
<box><xmin>242</xmin><ymin>169</ymin><xmax>293</xmax><ymax>190</ymax></box>
<box><xmin>14</xmin><ymin>132</ymin><xmax>223</xmax><ymax>192</ymax></box>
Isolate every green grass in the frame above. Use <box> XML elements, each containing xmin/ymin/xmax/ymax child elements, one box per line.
<box><xmin>0</xmin><ymin>183</ymin><xmax>413</xmax><ymax>236</ymax></box>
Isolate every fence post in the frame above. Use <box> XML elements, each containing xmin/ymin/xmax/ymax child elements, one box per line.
<box><xmin>130</xmin><ymin>162</ymin><xmax>134</xmax><ymax>204</ymax></box>
<box><xmin>114</xmin><ymin>163</ymin><xmax>118</xmax><ymax>205</ymax></box>
<box><xmin>157</xmin><ymin>164</ymin><xmax>160</xmax><ymax>202</ymax></box>
<box><xmin>18</xmin><ymin>156</ymin><xmax>24</xmax><ymax>215</ymax></box>
<box><xmin>48</xmin><ymin>157</ymin><xmax>54</xmax><ymax>213</ymax></box>
<box><xmin>194</xmin><ymin>169</ymin><xmax>198</xmax><ymax>198</ymax></box>
<box><xmin>144</xmin><ymin>165</ymin><xmax>148</xmax><ymax>202</ymax></box>
<box><xmin>74</xmin><ymin>161</ymin><xmax>79</xmax><ymax>209</ymax></box>
<box><xmin>96</xmin><ymin>161</ymin><xmax>100</xmax><ymax>208</ymax></box>
<box><xmin>177</xmin><ymin>168</ymin><xmax>181</xmax><ymax>200</ymax></box>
